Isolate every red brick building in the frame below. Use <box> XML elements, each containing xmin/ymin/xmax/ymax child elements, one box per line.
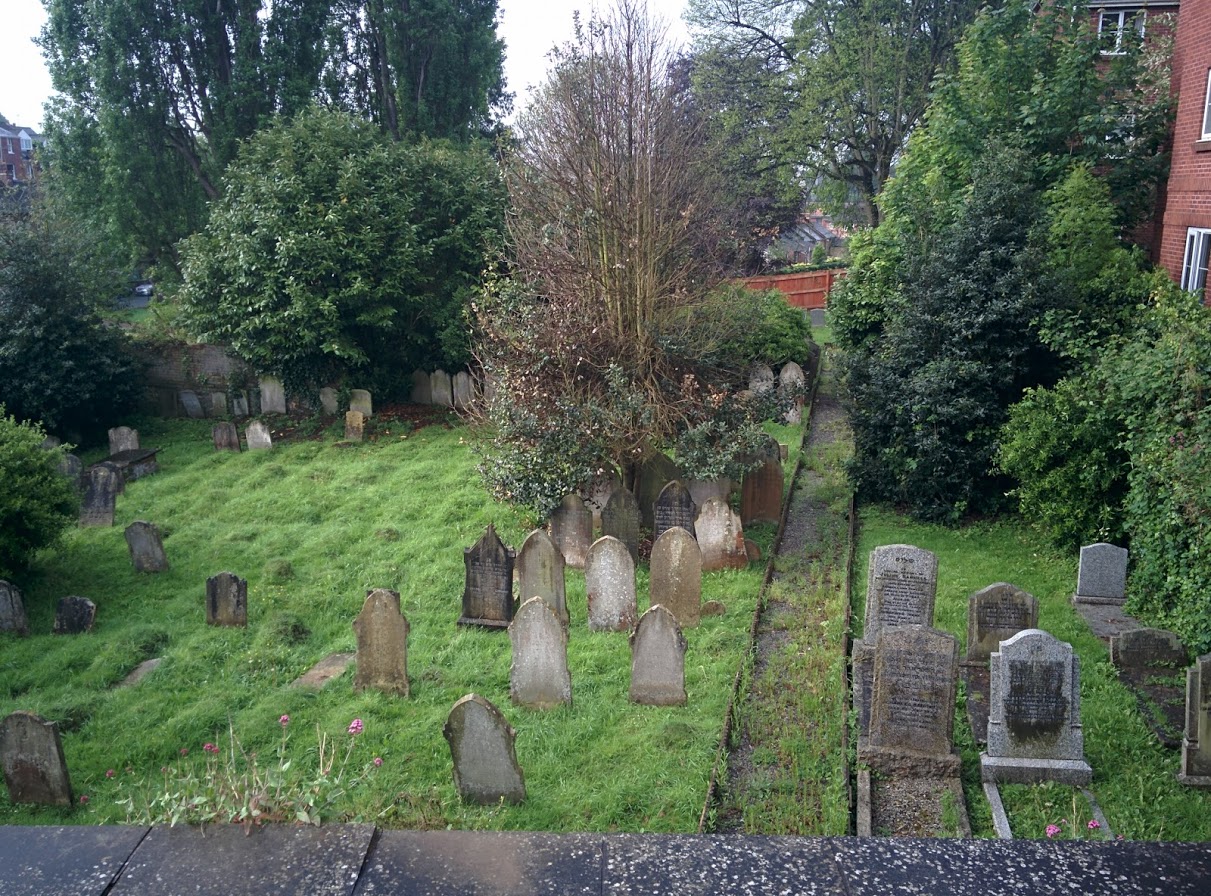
<box><xmin>0</xmin><ymin>125</ymin><xmax>41</xmax><ymax>187</ymax></box>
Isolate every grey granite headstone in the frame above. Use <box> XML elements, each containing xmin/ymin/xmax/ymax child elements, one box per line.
<box><xmin>410</xmin><ymin>370</ymin><xmax>432</xmax><ymax>404</ymax></box>
<box><xmin>443</xmin><ymin>694</ymin><xmax>526</xmax><ymax>804</ymax></box>
<box><xmin>349</xmin><ymin>389</ymin><xmax>372</xmax><ymax>416</ymax></box>
<box><xmin>245</xmin><ymin>420</ymin><xmax>273</xmax><ymax>450</ymax></box>
<box><xmin>319</xmin><ymin>387</ymin><xmax>339</xmax><ymax>415</ymax></box>
<box><xmin>740</xmin><ymin>440</ymin><xmax>783</xmax><ymax>526</ymax></box>
<box><xmin>53</xmin><ymin>596</ymin><xmax>96</xmax><ymax>634</ymax></box>
<box><xmin>212</xmin><ymin>422</ymin><xmax>241</xmax><ymax>452</ymax></box>
<box><xmin>1074</xmin><ymin>542</ymin><xmax>1128</xmax><ymax>604</ymax></box>
<box><xmin>0</xmin><ymin>580</ymin><xmax>29</xmax><ymax>636</ymax></box>
<box><xmin>509</xmin><ymin>597</ymin><xmax>572</xmax><ymax>709</ymax></box>
<box><xmin>779</xmin><ymin>361</ymin><xmax>806</xmax><ymax>424</ymax></box>
<box><xmin>353</xmin><ymin>588</ymin><xmax>410</xmax><ymax>697</ymax></box>
<box><xmin>205</xmin><ymin>571</ymin><xmax>248</xmax><ymax>627</ymax></box>
<box><xmin>601</xmin><ymin>487</ymin><xmax>641</xmax><ymax>562</ymax></box>
<box><xmin>649</xmin><ymin>526</ymin><xmax>702</xmax><ymax>628</ymax></box>
<box><xmin>629</xmin><ymin>605</ymin><xmax>688</xmax><ymax>706</ymax></box>
<box><xmin>748</xmin><ymin>363</ymin><xmax>775</xmax><ymax>394</ymax></box>
<box><xmin>459</xmin><ymin>524</ymin><xmax>515</xmax><ymax>629</ymax></box>
<box><xmin>452</xmin><ymin>372</ymin><xmax>475</xmax><ymax>409</ymax></box>
<box><xmin>57</xmin><ymin>452</ymin><xmax>84</xmax><ymax>490</ymax></box>
<box><xmin>179</xmin><ymin>390</ymin><xmax>205</xmax><ymax>418</ymax></box>
<box><xmin>634</xmin><ymin>452</ymin><xmax>682</xmax><ymax>529</ymax></box>
<box><xmin>863</xmin><ymin>544</ymin><xmax>937</xmax><ymax>637</ymax></box>
<box><xmin>1110</xmin><ymin>627</ymin><xmax>1189</xmax><ymax>670</ymax></box>
<box><xmin>231</xmin><ymin>391</ymin><xmax>250</xmax><ymax>417</ymax></box>
<box><xmin>516</xmin><ymin>529</ymin><xmax>567</xmax><ymax>625</ymax></box>
<box><xmin>108</xmin><ymin>426</ymin><xmax>139</xmax><ymax>454</ymax></box>
<box><xmin>1180</xmin><ymin>654</ymin><xmax>1211</xmax><ymax>787</ymax></box>
<box><xmin>259</xmin><ymin>376</ymin><xmax>287</xmax><ymax>414</ymax></box>
<box><xmin>345</xmin><ymin>410</ymin><xmax>365</xmax><ymax>442</ymax></box>
<box><xmin>431</xmin><ymin>370</ymin><xmax>454</xmax><ymax>408</ymax></box>
<box><xmin>549</xmin><ymin>494</ymin><xmax>592</xmax><ymax>570</ymax></box>
<box><xmin>981</xmin><ymin>629</ymin><xmax>1092</xmax><ymax>785</ymax></box>
<box><xmin>653</xmin><ymin>480</ymin><xmax>696</xmax><ymax>541</ymax></box>
<box><xmin>965</xmin><ymin>583</ymin><xmax>1038</xmax><ymax>664</ymax></box>
<box><xmin>124</xmin><ymin>521</ymin><xmax>169</xmax><ymax>573</ymax></box>
<box><xmin>695</xmin><ymin>497</ymin><xmax>747</xmax><ymax>571</ymax></box>
<box><xmin>79</xmin><ymin>464</ymin><xmax>120</xmax><ymax>526</ymax></box>
<box><xmin>1</xmin><ymin>711</ymin><xmax>72</xmax><ymax>806</ymax></box>
<box><xmin>584</xmin><ymin>536</ymin><xmax>637</xmax><ymax>632</ymax></box>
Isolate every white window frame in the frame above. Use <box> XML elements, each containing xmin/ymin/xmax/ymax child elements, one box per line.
<box><xmin>1202</xmin><ymin>69</ymin><xmax>1211</xmax><ymax>141</ymax></box>
<box><xmin>1099</xmin><ymin>9</ymin><xmax>1146</xmax><ymax>54</ymax></box>
<box><xmin>1182</xmin><ymin>228</ymin><xmax>1211</xmax><ymax>300</ymax></box>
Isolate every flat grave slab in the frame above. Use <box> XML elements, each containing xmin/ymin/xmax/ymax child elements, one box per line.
<box><xmin>101</xmin><ymin>448</ymin><xmax>160</xmax><ymax>482</ymax></box>
<box><xmin>0</xmin><ymin>825</ymin><xmax>148</xmax><ymax>896</ymax></box>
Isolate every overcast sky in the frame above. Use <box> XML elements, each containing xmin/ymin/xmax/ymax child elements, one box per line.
<box><xmin>0</xmin><ymin>1</ymin><xmax>689</xmax><ymax>131</ymax></box>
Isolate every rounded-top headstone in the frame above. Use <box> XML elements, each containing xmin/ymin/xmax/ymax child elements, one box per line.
<box><xmin>443</xmin><ymin>694</ymin><xmax>526</xmax><ymax>805</ymax></box>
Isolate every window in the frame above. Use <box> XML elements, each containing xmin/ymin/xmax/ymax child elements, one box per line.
<box><xmin>1099</xmin><ymin>9</ymin><xmax>1145</xmax><ymax>54</ymax></box>
<box><xmin>1183</xmin><ymin>228</ymin><xmax>1211</xmax><ymax>301</ymax></box>
<box><xmin>1202</xmin><ymin>69</ymin><xmax>1211</xmax><ymax>141</ymax></box>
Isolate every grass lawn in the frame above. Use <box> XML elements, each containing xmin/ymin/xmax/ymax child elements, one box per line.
<box><xmin>1</xmin><ymin>414</ymin><xmax>796</xmax><ymax>831</ymax></box>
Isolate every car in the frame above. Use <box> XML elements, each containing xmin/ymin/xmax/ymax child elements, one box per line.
<box><xmin>134</xmin><ymin>282</ymin><xmax>154</xmax><ymax>297</ymax></box>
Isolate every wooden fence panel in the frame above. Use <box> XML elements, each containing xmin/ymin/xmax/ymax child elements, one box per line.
<box><xmin>742</xmin><ymin>269</ymin><xmax>844</xmax><ymax>310</ymax></box>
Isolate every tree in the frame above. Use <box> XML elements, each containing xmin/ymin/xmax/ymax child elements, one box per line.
<box><xmin>0</xmin><ymin>409</ymin><xmax>79</xmax><ymax>579</ymax></box>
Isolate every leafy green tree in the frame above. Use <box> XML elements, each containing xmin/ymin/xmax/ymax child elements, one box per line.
<box><xmin>0</xmin><ymin>408</ymin><xmax>79</xmax><ymax>579</ymax></box>
<box><xmin>178</xmin><ymin>106</ymin><xmax>505</xmax><ymax>395</ymax></box>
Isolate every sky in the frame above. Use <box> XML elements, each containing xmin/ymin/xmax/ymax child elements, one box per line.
<box><xmin>0</xmin><ymin>0</ymin><xmax>690</xmax><ymax>132</ymax></box>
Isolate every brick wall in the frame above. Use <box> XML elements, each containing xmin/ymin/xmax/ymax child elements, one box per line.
<box><xmin>137</xmin><ymin>341</ymin><xmax>254</xmax><ymax>417</ymax></box>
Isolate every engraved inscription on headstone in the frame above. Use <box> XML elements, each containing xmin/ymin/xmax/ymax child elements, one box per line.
<box><xmin>653</xmin><ymin>480</ymin><xmax>697</xmax><ymax>542</ymax></box>
<box><xmin>863</xmin><ymin>544</ymin><xmax>937</xmax><ymax>637</ymax></box>
<box><xmin>1</xmin><ymin>711</ymin><xmax>73</xmax><ymax>806</ymax></box>
<box><xmin>965</xmin><ymin>583</ymin><xmax>1038</xmax><ymax>664</ymax></box>
<box><xmin>634</xmin><ymin>452</ymin><xmax>682</xmax><ymax>529</ymax></box>
<box><xmin>459</xmin><ymin>525</ymin><xmax>515</xmax><ymax>629</ymax></box>
<box><xmin>1110</xmin><ymin>627</ymin><xmax>1189</xmax><ymax>670</ymax></box>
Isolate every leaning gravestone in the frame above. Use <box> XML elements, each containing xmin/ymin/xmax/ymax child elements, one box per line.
<box><xmin>695</xmin><ymin>497</ymin><xmax>747</xmax><ymax>572</ymax></box>
<box><xmin>349</xmin><ymin>389</ymin><xmax>373</xmax><ymax>416</ymax></box>
<box><xmin>212</xmin><ymin>422</ymin><xmax>241</xmax><ymax>452</ymax></box>
<box><xmin>1073</xmin><ymin>542</ymin><xmax>1128</xmax><ymax>604</ymax></box>
<box><xmin>245</xmin><ymin>420</ymin><xmax>273</xmax><ymax>450</ymax></box>
<box><xmin>319</xmin><ymin>387</ymin><xmax>339</xmax><ymax>415</ymax></box>
<box><xmin>1</xmin><ymin>711</ymin><xmax>73</xmax><ymax>806</ymax></box>
<box><xmin>452</xmin><ymin>371</ymin><xmax>475</xmax><ymax>409</ymax></box>
<box><xmin>108</xmin><ymin>426</ymin><xmax>139</xmax><ymax>454</ymax></box>
<box><xmin>649</xmin><ymin>527</ymin><xmax>702</xmax><ymax>628</ymax></box>
<box><xmin>863</xmin><ymin>544</ymin><xmax>938</xmax><ymax>637</ymax></box>
<box><xmin>548</xmin><ymin>494</ymin><xmax>592</xmax><ymax>570</ymax></box>
<box><xmin>352</xmin><ymin>588</ymin><xmax>410</xmax><ymax>697</ymax></box>
<box><xmin>635</xmin><ymin>452</ymin><xmax>682</xmax><ymax>529</ymax></box>
<box><xmin>345</xmin><ymin>410</ymin><xmax>365</xmax><ymax>442</ymax></box>
<box><xmin>509</xmin><ymin>597</ymin><xmax>572</xmax><ymax>709</ymax></box>
<box><xmin>179</xmin><ymin>390</ymin><xmax>206</xmax><ymax>419</ymax></box>
<box><xmin>1179</xmin><ymin>654</ymin><xmax>1211</xmax><ymax>787</ymax></box>
<box><xmin>748</xmin><ymin>363</ymin><xmax>775</xmax><ymax>395</ymax></box>
<box><xmin>965</xmin><ymin>583</ymin><xmax>1038</xmax><ymax>664</ymax></box>
<box><xmin>80</xmin><ymin>464</ymin><xmax>121</xmax><ymax>527</ymax></box>
<box><xmin>443</xmin><ymin>694</ymin><xmax>526</xmax><ymax>804</ymax></box>
<box><xmin>981</xmin><ymin>629</ymin><xmax>1092</xmax><ymax>785</ymax></box>
<box><xmin>53</xmin><ymin>596</ymin><xmax>96</xmax><ymax>634</ymax></box>
<box><xmin>0</xmin><ymin>580</ymin><xmax>29</xmax><ymax>636</ymax></box>
<box><xmin>740</xmin><ymin>438</ymin><xmax>783</xmax><ymax>526</ymax></box>
<box><xmin>124</xmin><ymin>521</ymin><xmax>169</xmax><ymax>573</ymax></box>
<box><xmin>206</xmin><ymin>572</ymin><xmax>248</xmax><ymax>627</ymax></box>
<box><xmin>1110</xmin><ymin>627</ymin><xmax>1190</xmax><ymax>670</ymax></box>
<box><xmin>653</xmin><ymin>480</ymin><xmax>697</xmax><ymax>541</ymax></box>
<box><xmin>459</xmin><ymin>525</ymin><xmax>515</xmax><ymax>629</ymax></box>
<box><xmin>630</xmin><ymin>605</ymin><xmax>688</xmax><ymax>705</ymax></box>
<box><xmin>585</xmin><ymin>536</ymin><xmax>637</xmax><ymax>632</ymax></box>
<box><xmin>410</xmin><ymin>370</ymin><xmax>432</xmax><ymax>404</ymax></box>
<box><xmin>431</xmin><ymin>370</ymin><xmax>454</xmax><ymax>408</ymax></box>
<box><xmin>779</xmin><ymin>361</ymin><xmax>806</xmax><ymax>424</ymax></box>
<box><xmin>259</xmin><ymin>376</ymin><xmax>287</xmax><ymax>414</ymax></box>
<box><xmin>516</xmin><ymin>529</ymin><xmax>567</xmax><ymax>625</ymax></box>
<box><xmin>601</xmin><ymin>487</ymin><xmax>641</xmax><ymax>563</ymax></box>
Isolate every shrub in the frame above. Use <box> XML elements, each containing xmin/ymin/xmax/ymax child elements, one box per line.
<box><xmin>0</xmin><ymin>408</ymin><xmax>79</xmax><ymax>577</ymax></box>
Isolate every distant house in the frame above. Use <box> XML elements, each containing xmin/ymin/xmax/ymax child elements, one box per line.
<box><xmin>0</xmin><ymin>125</ymin><xmax>43</xmax><ymax>186</ymax></box>
<box><xmin>765</xmin><ymin>211</ymin><xmax>847</xmax><ymax>266</ymax></box>
<box><xmin>1088</xmin><ymin>0</ymin><xmax>1180</xmax><ymax>56</ymax></box>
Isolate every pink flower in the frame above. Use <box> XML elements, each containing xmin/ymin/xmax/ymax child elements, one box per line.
<box><xmin>105</xmin><ymin>769</ymin><xmax>115</xmax><ymax>779</ymax></box>
<box><xmin>373</xmin><ymin>757</ymin><xmax>383</xmax><ymax>767</ymax></box>
<box><xmin>203</xmin><ymin>742</ymin><xmax>219</xmax><ymax>755</ymax></box>
<box><xmin>1087</xmin><ymin>819</ymin><xmax>1101</xmax><ymax>830</ymax></box>
<box><xmin>279</xmin><ymin>714</ymin><xmax>290</xmax><ymax>727</ymax></box>
<box><xmin>1046</xmin><ymin>824</ymin><xmax>1061</xmax><ymax>838</ymax></box>
<box><xmin>79</xmin><ymin>795</ymin><xmax>89</xmax><ymax>805</ymax></box>
<box><xmin>348</xmin><ymin>718</ymin><xmax>364</xmax><ymax>736</ymax></box>
<box><xmin>179</xmin><ymin>748</ymin><xmax>189</xmax><ymax>757</ymax></box>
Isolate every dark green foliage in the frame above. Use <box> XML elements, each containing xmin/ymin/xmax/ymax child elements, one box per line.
<box><xmin>663</xmin><ymin>285</ymin><xmax>814</xmax><ymax>373</ymax></box>
<box><xmin>0</xmin><ymin>409</ymin><xmax>78</xmax><ymax>578</ymax></box>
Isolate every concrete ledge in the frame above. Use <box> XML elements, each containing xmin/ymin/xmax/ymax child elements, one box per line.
<box><xmin>980</xmin><ymin>755</ymin><xmax>1093</xmax><ymax>786</ymax></box>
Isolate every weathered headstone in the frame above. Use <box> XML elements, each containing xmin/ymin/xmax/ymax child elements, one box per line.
<box><xmin>344</xmin><ymin>410</ymin><xmax>365</xmax><ymax>442</ymax></box>
<box><xmin>209</xmin><ymin>392</ymin><xmax>228</xmax><ymax>416</ymax></box>
<box><xmin>748</xmin><ymin>363</ymin><xmax>775</xmax><ymax>394</ymax></box>
<box><xmin>965</xmin><ymin>583</ymin><xmax>1038</xmax><ymax>664</ymax></box>
<box><xmin>1110</xmin><ymin>627</ymin><xmax>1190</xmax><ymax>670</ymax></box>
<box><xmin>124</xmin><ymin>521</ymin><xmax>169</xmax><ymax>573</ymax></box>
<box><xmin>1074</xmin><ymin>542</ymin><xmax>1129</xmax><ymax>604</ymax></box>
<box><xmin>695</xmin><ymin>497</ymin><xmax>747</xmax><ymax>572</ymax></box>
<box><xmin>549</xmin><ymin>494</ymin><xmax>592</xmax><ymax>570</ymax></box>
<box><xmin>601</xmin><ymin>487</ymin><xmax>641</xmax><ymax>562</ymax></box>
<box><xmin>653</xmin><ymin>480</ymin><xmax>697</xmax><ymax>542</ymax></box>
<box><xmin>259</xmin><ymin>376</ymin><xmax>287</xmax><ymax>414</ymax></box>
<box><xmin>443</xmin><ymin>694</ymin><xmax>526</xmax><ymax>804</ymax></box>
<box><xmin>431</xmin><ymin>370</ymin><xmax>454</xmax><ymax>408</ymax></box>
<box><xmin>319</xmin><ymin>387</ymin><xmax>339</xmax><ymax>415</ymax></box>
<box><xmin>863</xmin><ymin>544</ymin><xmax>938</xmax><ymax>637</ymax></box>
<box><xmin>860</xmin><ymin>625</ymin><xmax>960</xmax><ymax>777</ymax></box>
<box><xmin>212</xmin><ymin>422</ymin><xmax>241</xmax><ymax>452</ymax></box>
<box><xmin>179</xmin><ymin>390</ymin><xmax>205</xmax><ymax>419</ymax></box>
<box><xmin>352</xmin><ymin>588</ymin><xmax>410</xmax><ymax>696</ymax></box>
<box><xmin>584</xmin><ymin>471</ymin><xmax>620</xmax><ymax>530</ymax></box>
<box><xmin>686</xmin><ymin>477</ymin><xmax>730</xmax><ymax>510</ymax></box>
<box><xmin>1</xmin><ymin>711</ymin><xmax>72</xmax><ymax>806</ymax></box>
<box><xmin>349</xmin><ymin>389</ymin><xmax>373</xmax><ymax>416</ymax></box>
<box><xmin>245</xmin><ymin>420</ymin><xmax>273</xmax><ymax>450</ymax></box>
<box><xmin>634</xmin><ymin>452</ymin><xmax>682</xmax><ymax>529</ymax></box>
<box><xmin>981</xmin><ymin>629</ymin><xmax>1092</xmax><ymax>785</ymax></box>
<box><xmin>452</xmin><ymin>371</ymin><xmax>475</xmax><ymax>409</ymax></box>
<box><xmin>205</xmin><ymin>572</ymin><xmax>248</xmax><ymax>627</ymax></box>
<box><xmin>53</xmin><ymin>596</ymin><xmax>96</xmax><ymax>634</ymax></box>
<box><xmin>410</xmin><ymin>370</ymin><xmax>432</xmax><ymax>404</ymax></box>
<box><xmin>649</xmin><ymin>527</ymin><xmax>702</xmax><ymax>628</ymax></box>
<box><xmin>231</xmin><ymin>391</ymin><xmax>250</xmax><ymax>417</ymax></box>
<box><xmin>108</xmin><ymin>426</ymin><xmax>139</xmax><ymax>455</ymax></box>
<box><xmin>630</xmin><ymin>605</ymin><xmax>688</xmax><ymax>706</ymax></box>
<box><xmin>1180</xmin><ymin>654</ymin><xmax>1211</xmax><ymax>787</ymax></box>
<box><xmin>740</xmin><ymin>438</ymin><xmax>783</xmax><ymax>526</ymax></box>
<box><xmin>584</xmin><ymin>536</ymin><xmax>637</xmax><ymax>632</ymax></box>
<box><xmin>516</xmin><ymin>529</ymin><xmax>567</xmax><ymax>625</ymax></box>
<box><xmin>509</xmin><ymin>597</ymin><xmax>572</xmax><ymax>709</ymax></box>
<box><xmin>79</xmin><ymin>464</ymin><xmax>121</xmax><ymax>526</ymax></box>
<box><xmin>57</xmin><ymin>453</ymin><xmax>84</xmax><ymax>490</ymax></box>
<box><xmin>459</xmin><ymin>525</ymin><xmax>515</xmax><ymax>629</ymax></box>
<box><xmin>0</xmin><ymin>580</ymin><xmax>29</xmax><ymax>636</ymax></box>
<box><xmin>779</xmin><ymin>361</ymin><xmax>806</xmax><ymax>424</ymax></box>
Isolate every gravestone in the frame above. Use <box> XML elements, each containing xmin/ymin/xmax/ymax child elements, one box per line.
<box><xmin>779</xmin><ymin>361</ymin><xmax>806</xmax><ymax>424</ymax></box>
<box><xmin>630</xmin><ymin>605</ymin><xmax>688</xmax><ymax>706</ymax></box>
<box><xmin>124</xmin><ymin>521</ymin><xmax>169</xmax><ymax>573</ymax></box>
<box><xmin>209</xmin><ymin>391</ymin><xmax>228</xmax><ymax>416</ymax></box>
<box><xmin>205</xmin><ymin>572</ymin><xmax>248</xmax><ymax>627</ymax></box>
<box><xmin>860</xmin><ymin>625</ymin><xmax>960</xmax><ymax>777</ymax></box>
<box><xmin>549</xmin><ymin>494</ymin><xmax>592</xmax><ymax>570</ymax></box>
<box><xmin>1179</xmin><ymin>654</ymin><xmax>1211</xmax><ymax>787</ymax></box>
<box><xmin>981</xmin><ymin>629</ymin><xmax>1092</xmax><ymax>785</ymax></box>
<box><xmin>352</xmin><ymin>588</ymin><xmax>410</xmax><ymax>697</ymax></box>
<box><xmin>601</xmin><ymin>487</ymin><xmax>641</xmax><ymax>562</ymax></box>
<box><xmin>584</xmin><ymin>471</ymin><xmax>620</xmax><ymax>530</ymax></box>
<box><xmin>748</xmin><ymin>363</ymin><xmax>775</xmax><ymax>394</ymax></box>
<box><xmin>344</xmin><ymin>410</ymin><xmax>365</xmax><ymax>442</ymax></box>
<box><xmin>108</xmin><ymin>426</ymin><xmax>139</xmax><ymax>454</ymax></box>
<box><xmin>212</xmin><ymin>422</ymin><xmax>241</xmax><ymax>452</ymax></box>
<box><xmin>179</xmin><ymin>390</ymin><xmax>205</xmax><ymax>419</ymax></box>
<box><xmin>319</xmin><ymin>387</ymin><xmax>339</xmax><ymax>415</ymax></box>
<box><xmin>259</xmin><ymin>376</ymin><xmax>287</xmax><ymax>414</ymax></box>
<box><xmin>79</xmin><ymin>464</ymin><xmax>121</xmax><ymax>526</ymax></box>
<box><xmin>635</xmin><ymin>452</ymin><xmax>682</xmax><ymax>529</ymax></box>
<box><xmin>653</xmin><ymin>480</ymin><xmax>697</xmax><ymax>541</ymax></box>
<box><xmin>516</xmin><ymin>529</ymin><xmax>567</xmax><ymax>625</ymax></box>
<box><xmin>443</xmin><ymin>694</ymin><xmax>526</xmax><ymax>805</ymax></box>
<box><xmin>231</xmin><ymin>391</ymin><xmax>250</xmax><ymax>417</ymax></box>
<box><xmin>40</xmin><ymin>435</ymin><xmax>61</xmax><ymax>449</ymax></box>
<box><xmin>584</xmin><ymin>536</ymin><xmax>637</xmax><ymax>632</ymax></box>
<box><xmin>1110</xmin><ymin>627</ymin><xmax>1190</xmax><ymax>670</ymax></box>
<box><xmin>410</xmin><ymin>370</ymin><xmax>432</xmax><ymax>404</ymax></box>
<box><xmin>452</xmin><ymin>371</ymin><xmax>475</xmax><ymax>409</ymax></box>
<box><xmin>863</xmin><ymin>544</ymin><xmax>937</xmax><ymax>637</ymax></box>
<box><xmin>1</xmin><ymin>711</ymin><xmax>73</xmax><ymax>806</ymax></box>
<box><xmin>459</xmin><ymin>524</ymin><xmax>515</xmax><ymax>629</ymax></box>
<box><xmin>245</xmin><ymin>420</ymin><xmax>273</xmax><ymax>450</ymax></box>
<box><xmin>686</xmin><ymin>477</ymin><xmax>730</xmax><ymax>509</ymax></box>
<box><xmin>53</xmin><ymin>596</ymin><xmax>96</xmax><ymax>634</ymax></box>
<box><xmin>0</xmin><ymin>580</ymin><xmax>29</xmax><ymax>636</ymax></box>
<box><xmin>431</xmin><ymin>370</ymin><xmax>454</xmax><ymax>408</ymax></box>
<box><xmin>649</xmin><ymin>527</ymin><xmax>702</xmax><ymax>628</ymax></box>
<box><xmin>695</xmin><ymin>497</ymin><xmax>747</xmax><ymax>572</ymax></box>
<box><xmin>509</xmin><ymin>597</ymin><xmax>572</xmax><ymax>709</ymax></box>
<box><xmin>349</xmin><ymin>389</ymin><xmax>372</xmax><ymax>416</ymax></box>
<box><xmin>57</xmin><ymin>453</ymin><xmax>84</xmax><ymax>491</ymax></box>
<box><xmin>965</xmin><ymin>583</ymin><xmax>1038</xmax><ymax>664</ymax></box>
<box><xmin>740</xmin><ymin>438</ymin><xmax>783</xmax><ymax>526</ymax></box>
<box><xmin>1073</xmin><ymin>542</ymin><xmax>1128</xmax><ymax>604</ymax></box>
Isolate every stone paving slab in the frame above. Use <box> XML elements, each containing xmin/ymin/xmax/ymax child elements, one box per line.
<box><xmin>0</xmin><ymin>824</ymin><xmax>149</xmax><ymax>895</ymax></box>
